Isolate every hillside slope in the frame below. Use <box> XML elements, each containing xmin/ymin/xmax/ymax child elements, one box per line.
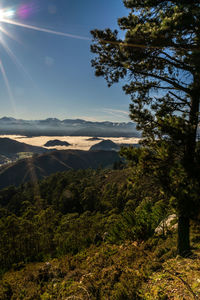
<box><xmin>1</xmin><ymin>238</ymin><xmax>200</xmax><ymax>299</ymax></box>
<box><xmin>0</xmin><ymin>150</ymin><xmax>120</xmax><ymax>189</ymax></box>
<box><xmin>0</xmin><ymin>138</ymin><xmax>48</xmax><ymax>155</ymax></box>
<box><xmin>89</xmin><ymin>139</ymin><xmax>119</xmax><ymax>151</ymax></box>
<box><xmin>0</xmin><ymin>166</ymin><xmax>199</xmax><ymax>299</ymax></box>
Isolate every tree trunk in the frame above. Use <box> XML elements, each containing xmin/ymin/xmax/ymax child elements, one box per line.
<box><xmin>177</xmin><ymin>216</ymin><xmax>190</xmax><ymax>257</ymax></box>
<box><xmin>177</xmin><ymin>90</ymin><xmax>199</xmax><ymax>256</ymax></box>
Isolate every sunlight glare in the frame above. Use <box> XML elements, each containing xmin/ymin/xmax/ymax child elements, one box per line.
<box><xmin>0</xmin><ymin>9</ymin><xmax>15</xmax><ymax>22</ymax></box>
<box><xmin>4</xmin><ymin>10</ymin><xmax>15</xmax><ymax>19</ymax></box>
<box><xmin>0</xmin><ymin>10</ymin><xmax>4</xmax><ymax>22</ymax></box>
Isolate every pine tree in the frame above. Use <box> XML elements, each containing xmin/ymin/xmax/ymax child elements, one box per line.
<box><xmin>91</xmin><ymin>0</ymin><xmax>200</xmax><ymax>256</ymax></box>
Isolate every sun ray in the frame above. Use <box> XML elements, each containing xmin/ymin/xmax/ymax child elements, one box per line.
<box><xmin>0</xmin><ymin>26</ymin><xmax>21</xmax><ymax>43</ymax></box>
<box><xmin>0</xmin><ymin>38</ymin><xmax>36</xmax><ymax>85</ymax></box>
<box><xmin>0</xmin><ymin>59</ymin><xmax>17</xmax><ymax>115</ymax></box>
<box><xmin>1</xmin><ymin>18</ymin><xmax>188</xmax><ymax>51</ymax></box>
<box><xmin>25</xmin><ymin>158</ymin><xmax>41</xmax><ymax>199</ymax></box>
<box><xmin>1</xmin><ymin>18</ymin><xmax>91</xmax><ymax>41</ymax></box>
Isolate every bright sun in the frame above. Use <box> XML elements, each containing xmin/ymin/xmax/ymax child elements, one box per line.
<box><xmin>0</xmin><ymin>5</ymin><xmax>90</xmax><ymax>111</ymax></box>
<box><xmin>0</xmin><ymin>9</ymin><xmax>14</xmax><ymax>22</ymax></box>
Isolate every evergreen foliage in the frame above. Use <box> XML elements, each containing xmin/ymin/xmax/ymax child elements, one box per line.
<box><xmin>0</xmin><ymin>167</ymin><xmax>175</xmax><ymax>274</ymax></box>
<box><xmin>91</xmin><ymin>0</ymin><xmax>200</xmax><ymax>256</ymax></box>
<box><xmin>0</xmin><ymin>166</ymin><xmax>199</xmax><ymax>299</ymax></box>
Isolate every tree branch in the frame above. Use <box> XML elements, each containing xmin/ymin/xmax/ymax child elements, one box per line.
<box><xmin>169</xmin><ymin>91</ymin><xmax>190</xmax><ymax>107</ymax></box>
<box><xmin>160</xmin><ymin>51</ymin><xmax>194</xmax><ymax>72</ymax></box>
<box><xmin>133</xmin><ymin>70</ymin><xmax>191</xmax><ymax>94</ymax></box>
<box><xmin>155</xmin><ymin>56</ymin><xmax>193</xmax><ymax>73</ymax></box>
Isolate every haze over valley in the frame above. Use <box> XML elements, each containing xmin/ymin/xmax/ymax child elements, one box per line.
<box><xmin>0</xmin><ymin>117</ymin><xmax>139</xmax><ymax>137</ymax></box>
<box><xmin>0</xmin><ymin>116</ymin><xmax>140</xmax><ymax>166</ymax></box>
<box><xmin>0</xmin><ymin>134</ymin><xmax>140</xmax><ymax>151</ymax></box>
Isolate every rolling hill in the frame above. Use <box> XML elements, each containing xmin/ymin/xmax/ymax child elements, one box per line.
<box><xmin>44</xmin><ymin>139</ymin><xmax>71</xmax><ymax>147</ymax></box>
<box><xmin>89</xmin><ymin>139</ymin><xmax>119</xmax><ymax>151</ymax></box>
<box><xmin>0</xmin><ymin>137</ymin><xmax>49</xmax><ymax>155</ymax></box>
<box><xmin>0</xmin><ymin>149</ymin><xmax>120</xmax><ymax>189</ymax></box>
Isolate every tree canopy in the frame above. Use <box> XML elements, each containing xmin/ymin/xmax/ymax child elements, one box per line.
<box><xmin>91</xmin><ymin>0</ymin><xmax>200</xmax><ymax>256</ymax></box>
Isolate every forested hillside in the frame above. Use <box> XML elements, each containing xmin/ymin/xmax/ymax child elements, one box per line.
<box><xmin>0</xmin><ymin>150</ymin><xmax>120</xmax><ymax>189</ymax></box>
<box><xmin>0</xmin><ymin>166</ymin><xmax>200</xmax><ymax>299</ymax></box>
<box><xmin>0</xmin><ymin>168</ymin><xmax>133</xmax><ymax>272</ymax></box>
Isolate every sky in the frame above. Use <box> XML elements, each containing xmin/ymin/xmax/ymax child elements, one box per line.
<box><xmin>0</xmin><ymin>0</ymin><xmax>132</xmax><ymax>122</ymax></box>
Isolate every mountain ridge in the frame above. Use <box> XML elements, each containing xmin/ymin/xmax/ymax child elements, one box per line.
<box><xmin>0</xmin><ymin>116</ymin><xmax>140</xmax><ymax>137</ymax></box>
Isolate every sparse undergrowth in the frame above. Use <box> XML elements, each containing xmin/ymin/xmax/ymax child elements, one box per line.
<box><xmin>0</xmin><ymin>232</ymin><xmax>200</xmax><ymax>300</ymax></box>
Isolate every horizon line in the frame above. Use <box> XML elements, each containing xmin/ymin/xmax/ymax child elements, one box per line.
<box><xmin>0</xmin><ymin>115</ymin><xmax>134</xmax><ymax>123</ymax></box>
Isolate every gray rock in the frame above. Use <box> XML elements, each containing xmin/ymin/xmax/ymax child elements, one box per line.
<box><xmin>155</xmin><ymin>214</ymin><xmax>177</xmax><ymax>235</ymax></box>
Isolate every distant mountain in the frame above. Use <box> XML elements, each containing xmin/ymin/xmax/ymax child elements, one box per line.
<box><xmin>89</xmin><ymin>140</ymin><xmax>141</xmax><ymax>152</ymax></box>
<box><xmin>0</xmin><ymin>150</ymin><xmax>120</xmax><ymax>189</ymax></box>
<box><xmin>89</xmin><ymin>140</ymin><xmax>119</xmax><ymax>151</ymax></box>
<box><xmin>44</xmin><ymin>139</ymin><xmax>71</xmax><ymax>147</ymax></box>
<box><xmin>0</xmin><ymin>117</ymin><xmax>140</xmax><ymax>137</ymax></box>
<box><xmin>0</xmin><ymin>138</ymin><xmax>49</xmax><ymax>155</ymax></box>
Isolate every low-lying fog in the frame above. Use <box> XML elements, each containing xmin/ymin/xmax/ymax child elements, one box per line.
<box><xmin>0</xmin><ymin>135</ymin><xmax>140</xmax><ymax>151</ymax></box>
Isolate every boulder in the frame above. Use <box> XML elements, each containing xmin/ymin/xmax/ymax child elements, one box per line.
<box><xmin>155</xmin><ymin>214</ymin><xmax>177</xmax><ymax>235</ymax></box>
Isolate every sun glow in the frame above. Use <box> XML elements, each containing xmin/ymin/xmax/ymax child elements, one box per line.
<box><xmin>0</xmin><ymin>5</ymin><xmax>90</xmax><ymax>116</ymax></box>
<box><xmin>0</xmin><ymin>10</ymin><xmax>4</xmax><ymax>22</ymax></box>
<box><xmin>0</xmin><ymin>8</ymin><xmax>15</xmax><ymax>22</ymax></box>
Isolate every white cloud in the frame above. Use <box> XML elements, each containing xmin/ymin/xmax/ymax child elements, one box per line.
<box><xmin>102</xmin><ymin>108</ymin><xmax>129</xmax><ymax>116</ymax></box>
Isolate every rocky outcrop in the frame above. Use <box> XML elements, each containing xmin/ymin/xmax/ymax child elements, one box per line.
<box><xmin>155</xmin><ymin>214</ymin><xmax>177</xmax><ymax>235</ymax></box>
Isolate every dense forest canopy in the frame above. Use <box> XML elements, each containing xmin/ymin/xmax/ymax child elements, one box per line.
<box><xmin>0</xmin><ymin>166</ymin><xmax>172</xmax><ymax>273</ymax></box>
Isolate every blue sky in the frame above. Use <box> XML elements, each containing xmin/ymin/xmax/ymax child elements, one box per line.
<box><xmin>0</xmin><ymin>0</ymin><xmax>132</xmax><ymax>122</ymax></box>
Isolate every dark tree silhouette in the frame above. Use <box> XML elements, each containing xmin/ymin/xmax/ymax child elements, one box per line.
<box><xmin>91</xmin><ymin>0</ymin><xmax>200</xmax><ymax>256</ymax></box>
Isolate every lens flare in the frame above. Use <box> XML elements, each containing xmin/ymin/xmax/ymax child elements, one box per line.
<box><xmin>1</xmin><ymin>18</ymin><xmax>91</xmax><ymax>41</ymax></box>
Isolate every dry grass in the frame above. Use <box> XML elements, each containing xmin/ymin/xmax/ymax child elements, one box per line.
<box><xmin>0</xmin><ymin>235</ymin><xmax>200</xmax><ymax>299</ymax></box>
